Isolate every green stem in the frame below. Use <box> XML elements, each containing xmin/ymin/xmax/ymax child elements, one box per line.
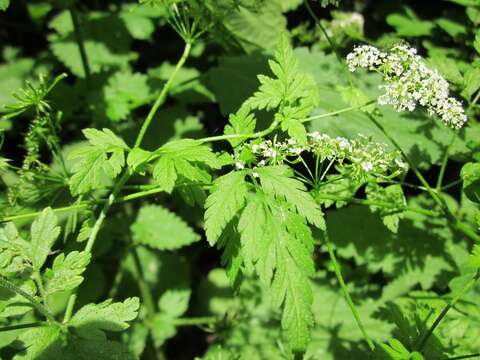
<box><xmin>200</xmin><ymin>101</ymin><xmax>375</xmax><ymax>144</ymax></box>
<box><xmin>134</xmin><ymin>42</ymin><xmax>192</xmax><ymax>148</ymax></box>
<box><xmin>0</xmin><ymin>277</ymin><xmax>56</xmax><ymax>323</ymax></box>
<box><xmin>322</xmin><ymin>230</ymin><xmax>375</xmax><ymax>351</ymax></box>
<box><xmin>367</xmin><ymin>115</ymin><xmax>480</xmax><ymax>243</ymax></box>
<box><xmin>63</xmin><ymin>40</ymin><xmax>192</xmax><ymax>323</ymax></box>
<box><xmin>131</xmin><ymin>246</ymin><xmax>157</xmax><ymax>324</ymax></box>
<box><xmin>173</xmin><ymin>316</ymin><xmax>217</xmax><ymax>326</ymax></box>
<box><xmin>69</xmin><ymin>4</ymin><xmax>91</xmax><ymax>86</ymax></box>
<box><xmin>416</xmin><ymin>270</ymin><xmax>480</xmax><ymax>352</ymax></box>
<box><xmin>436</xmin><ymin>132</ymin><xmax>456</xmax><ymax>191</ymax></box>
<box><xmin>442</xmin><ymin>353</ymin><xmax>480</xmax><ymax>360</ymax></box>
<box><xmin>0</xmin><ymin>322</ymin><xmax>47</xmax><ymax>332</ymax></box>
<box><xmin>315</xmin><ymin>194</ymin><xmax>439</xmax><ymax>217</ymax></box>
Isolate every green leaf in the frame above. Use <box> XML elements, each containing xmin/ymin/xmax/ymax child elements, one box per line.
<box><xmin>126</xmin><ymin>147</ymin><xmax>153</xmax><ymax>171</ymax></box>
<box><xmin>256</xmin><ymin>165</ymin><xmax>325</xmax><ymax>229</ymax></box>
<box><xmin>204</xmin><ymin>171</ymin><xmax>249</xmax><ymax>246</ymax></box>
<box><xmin>0</xmin><ymin>223</ymin><xmax>32</xmax><ymax>276</ymax></box>
<box><xmin>14</xmin><ymin>325</ymin><xmax>63</xmax><ymax>360</ymax></box>
<box><xmin>30</xmin><ymin>208</ymin><xmax>61</xmax><ymax>271</ymax></box>
<box><xmin>461</xmin><ymin>162</ymin><xmax>480</xmax><ymax>203</ymax></box>
<box><xmin>0</xmin><ymin>0</ymin><xmax>9</xmax><ymax>12</ymax></box>
<box><xmin>366</xmin><ymin>183</ymin><xmax>406</xmax><ymax>233</ymax></box>
<box><xmin>48</xmin><ymin>11</ymin><xmax>134</xmax><ymax>78</ymax></box>
<box><xmin>475</xmin><ymin>31</ymin><xmax>480</xmax><ymax>55</ymax></box>
<box><xmin>104</xmin><ymin>71</ymin><xmax>151</xmax><ymax>122</ymax></box>
<box><xmin>70</xmin><ymin>297</ymin><xmax>140</xmax><ymax>339</ymax></box>
<box><xmin>153</xmin><ymin>139</ymin><xmax>220</xmax><ymax>193</ymax></box>
<box><xmin>224</xmin><ymin>106</ymin><xmax>256</xmax><ymax>148</ymax></box>
<box><xmin>386</xmin><ymin>10</ymin><xmax>435</xmax><ymax>37</ymax></box>
<box><xmin>238</xmin><ymin>193</ymin><xmax>315</xmax><ymax>351</ymax></box>
<box><xmin>69</xmin><ymin>128</ymin><xmax>128</xmax><ymax>195</ymax></box>
<box><xmin>44</xmin><ymin>251</ymin><xmax>91</xmax><ymax>296</ymax></box>
<box><xmin>436</xmin><ymin>18</ymin><xmax>467</xmax><ymax>38</ymax></box>
<box><xmin>131</xmin><ymin>205</ymin><xmax>200</xmax><ymax>250</ymax></box>
<box><xmin>461</xmin><ymin>68</ymin><xmax>480</xmax><ymax>101</ymax></box>
<box><xmin>158</xmin><ymin>288</ymin><xmax>191</xmax><ymax>317</ymax></box>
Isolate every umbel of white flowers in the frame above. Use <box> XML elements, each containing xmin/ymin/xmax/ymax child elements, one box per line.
<box><xmin>346</xmin><ymin>44</ymin><xmax>467</xmax><ymax>129</ymax></box>
<box><xmin>236</xmin><ymin>133</ymin><xmax>406</xmax><ymax>179</ymax></box>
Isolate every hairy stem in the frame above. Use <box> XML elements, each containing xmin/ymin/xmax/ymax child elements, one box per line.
<box><xmin>63</xmin><ymin>40</ymin><xmax>192</xmax><ymax>323</ymax></box>
<box><xmin>436</xmin><ymin>132</ymin><xmax>456</xmax><ymax>191</ymax></box>
<box><xmin>416</xmin><ymin>270</ymin><xmax>480</xmax><ymax>351</ymax></box>
<box><xmin>322</xmin><ymin>230</ymin><xmax>375</xmax><ymax>351</ymax></box>
<box><xmin>315</xmin><ymin>193</ymin><xmax>439</xmax><ymax>216</ymax></box>
<box><xmin>69</xmin><ymin>4</ymin><xmax>91</xmax><ymax>86</ymax></box>
<box><xmin>0</xmin><ymin>322</ymin><xmax>47</xmax><ymax>332</ymax></box>
<box><xmin>173</xmin><ymin>317</ymin><xmax>217</xmax><ymax>326</ymax></box>
<box><xmin>134</xmin><ymin>42</ymin><xmax>192</xmax><ymax>148</ymax></box>
<box><xmin>0</xmin><ymin>277</ymin><xmax>56</xmax><ymax>323</ymax></box>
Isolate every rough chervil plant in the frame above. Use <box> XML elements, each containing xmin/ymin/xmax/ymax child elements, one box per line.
<box><xmin>0</xmin><ymin>1</ymin><xmax>480</xmax><ymax>359</ymax></box>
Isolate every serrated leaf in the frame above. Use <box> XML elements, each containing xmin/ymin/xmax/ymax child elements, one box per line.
<box><xmin>386</xmin><ymin>11</ymin><xmax>435</xmax><ymax>37</ymax></box>
<box><xmin>153</xmin><ymin>139</ymin><xmax>220</xmax><ymax>193</ymax></box>
<box><xmin>127</xmin><ymin>147</ymin><xmax>153</xmax><ymax>171</ymax></box>
<box><xmin>238</xmin><ymin>193</ymin><xmax>315</xmax><ymax>351</ymax></box>
<box><xmin>69</xmin><ymin>129</ymin><xmax>128</xmax><ymax>195</ymax></box>
<box><xmin>82</xmin><ymin>128</ymin><xmax>129</xmax><ymax>151</ymax></box>
<box><xmin>224</xmin><ymin>106</ymin><xmax>256</xmax><ymax>148</ymax></box>
<box><xmin>158</xmin><ymin>288</ymin><xmax>191</xmax><ymax>317</ymax></box>
<box><xmin>30</xmin><ymin>208</ymin><xmax>60</xmax><ymax>271</ymax></box>
<box><xmin>0</xmin><ymin>223</ymin><xmax>32</xmax><ymax>276</ymax></box>
<box><xmin>461</xmin><ymin>162</ymin><xmax>480</xmax><ymax>203</ymax></box>
<box><xmin>131</xmin><ymin>205</ymin><xmax>199</xmax><ymax>250</ymax></box>
<box><xmin>44</xmin><ymin>251</ymin><xmax>91</xmax><ymax>296</ymax></box>
<box><xmin>204</xmin><ymin>171</ymin><xmax>249</xmax><ymax>245</ymax></box>
<box><xmin>104</xmin><ymin>71</ymin><xmax>151</xmax><ymax>122</ymax></box>
<box><xmin>70</xmin><ymin>297</ymin><xmax>140</xmax><ymax>339</ymax></box>
<box><xmin>366</xmin><ymin>183</ymin><xmax>406</xmax><ymax>233</ymax></box>
<box><xmin>257</xmin><ymin>165</ymin><xmax>325</xmax><ymax>229</ymax></box>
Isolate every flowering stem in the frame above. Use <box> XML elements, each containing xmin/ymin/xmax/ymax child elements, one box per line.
<box><xmin>367</xmin><ymin>114</ymin><xmax>480</xmax><ymax>243</ymax></box>
<box><xmin>322</xmin><ymin>229</ymin><xmax>376</xmax><ymax>351</ymax></box>
<box><xmin>436</xmin><ymin>132</ymin><xmax>456</xmax><ymax>191</ymax></box>
<box><xmin>315</xmin><ymin>193</ymin><xmax>439</xmax><ymax>216</ymax></box>
<box><xmin>416</xmin><ymin>269</ymin><xmax>480</xmax><ymax>352</ymax></box>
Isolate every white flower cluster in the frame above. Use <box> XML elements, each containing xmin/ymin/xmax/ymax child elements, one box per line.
<box><xmin>329</xmin><ymin>12</ymin><xmax>364</xmax><ymax>36</ymax></box>
<box><xmin>346</xmin><ymin>44</ymin><xmax>467</xmax><ymax>129</ymax></box>
<box><xmin>244</xmin><ymin>132</ymin><xmax>406</xmax><ymax>179</ymax></box>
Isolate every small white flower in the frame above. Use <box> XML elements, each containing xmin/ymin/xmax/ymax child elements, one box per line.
<box><xmin>361</xmin><ymin>161</ymin><xmax>374</xmax><ymax>172</ymax></box>
<box><xmin>235</xmin><ymin>161</ymin><xmax>245</xmax><ymax>170</ymax></box>
<box><xmin>346</xmin><ymin>43</ymin><xmax>467</xmax><ymax>129</ymax></box>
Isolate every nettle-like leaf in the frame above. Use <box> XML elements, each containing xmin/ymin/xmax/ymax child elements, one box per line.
<box><xmin>30</xmin><ymin>207</ymin><xmax>61</xmax><ymax>271</ymax></box>
<box><xmin>204</xmin><ymin>165</ymin><xmax>324</xmax><ymax>350</ymax></box>
<box><xmin>152</xmin><ymin>139</ymin><xmax>221</xmax><ymax>193</ymax></box>
<box><xmin>244</xmin><ymin>33</ymin><xmax>318</xmax><ymax>143</ymax></box>
<box><xmin>238</xmin><ymin>192</ymin><xmax>315</xmax><ymax>351</ymax></box>
<box><xmin>0</xmin><ymin>223</ymin><xmax>32</xmax><ymax>276</ymax></box>
<box><xmin>366</xmin><ymin>183</ymin><xmax>406</xmax><ymax>233</ymax></box>
<box><xmin>44</xmin><ymin>251</ymin><xmax>91</xmax><ymax>296</ymax></box>
<box><xmin>257</xmin><ymin>165</ymin><xmax>325</xmax><ymax>229</ymax></box>
<box><xmin>224</xmin><ymin>106</ymin><xmax>256</xmax><ymax>148</ymax></box>
<box><xmin>204</xmin><ymin>170</ymin><xmax>249</xmax><ymax>246</ymax></box>
<box><xmin>69</xmin><ymin>128</ymin><xmax>129</xmax><ymax>195</ymax></box>
<box><xmin>131</xmin><ymin>204</ymin><xmax>200</xmax><ymax>250</ymax></box>
<box><xmin>70</xmin><ymin>297</ymin><xmax>140</xmax><ymax>340</ymax></box>
<box><xmin>104</xmin><ymin>71</ymin><xmax>151</xmax><ymax>122</ymax></box>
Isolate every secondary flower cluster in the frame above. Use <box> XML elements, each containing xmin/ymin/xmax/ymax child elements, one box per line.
<box><xmin>237</xmin><ymin>132</ymin><xmax>406</xmax><ymax>179</ymax></box>
<box><xmin>346</xmin><ymin>44</ymin><xmax>467</xmax><ymax>129</ymax></box>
